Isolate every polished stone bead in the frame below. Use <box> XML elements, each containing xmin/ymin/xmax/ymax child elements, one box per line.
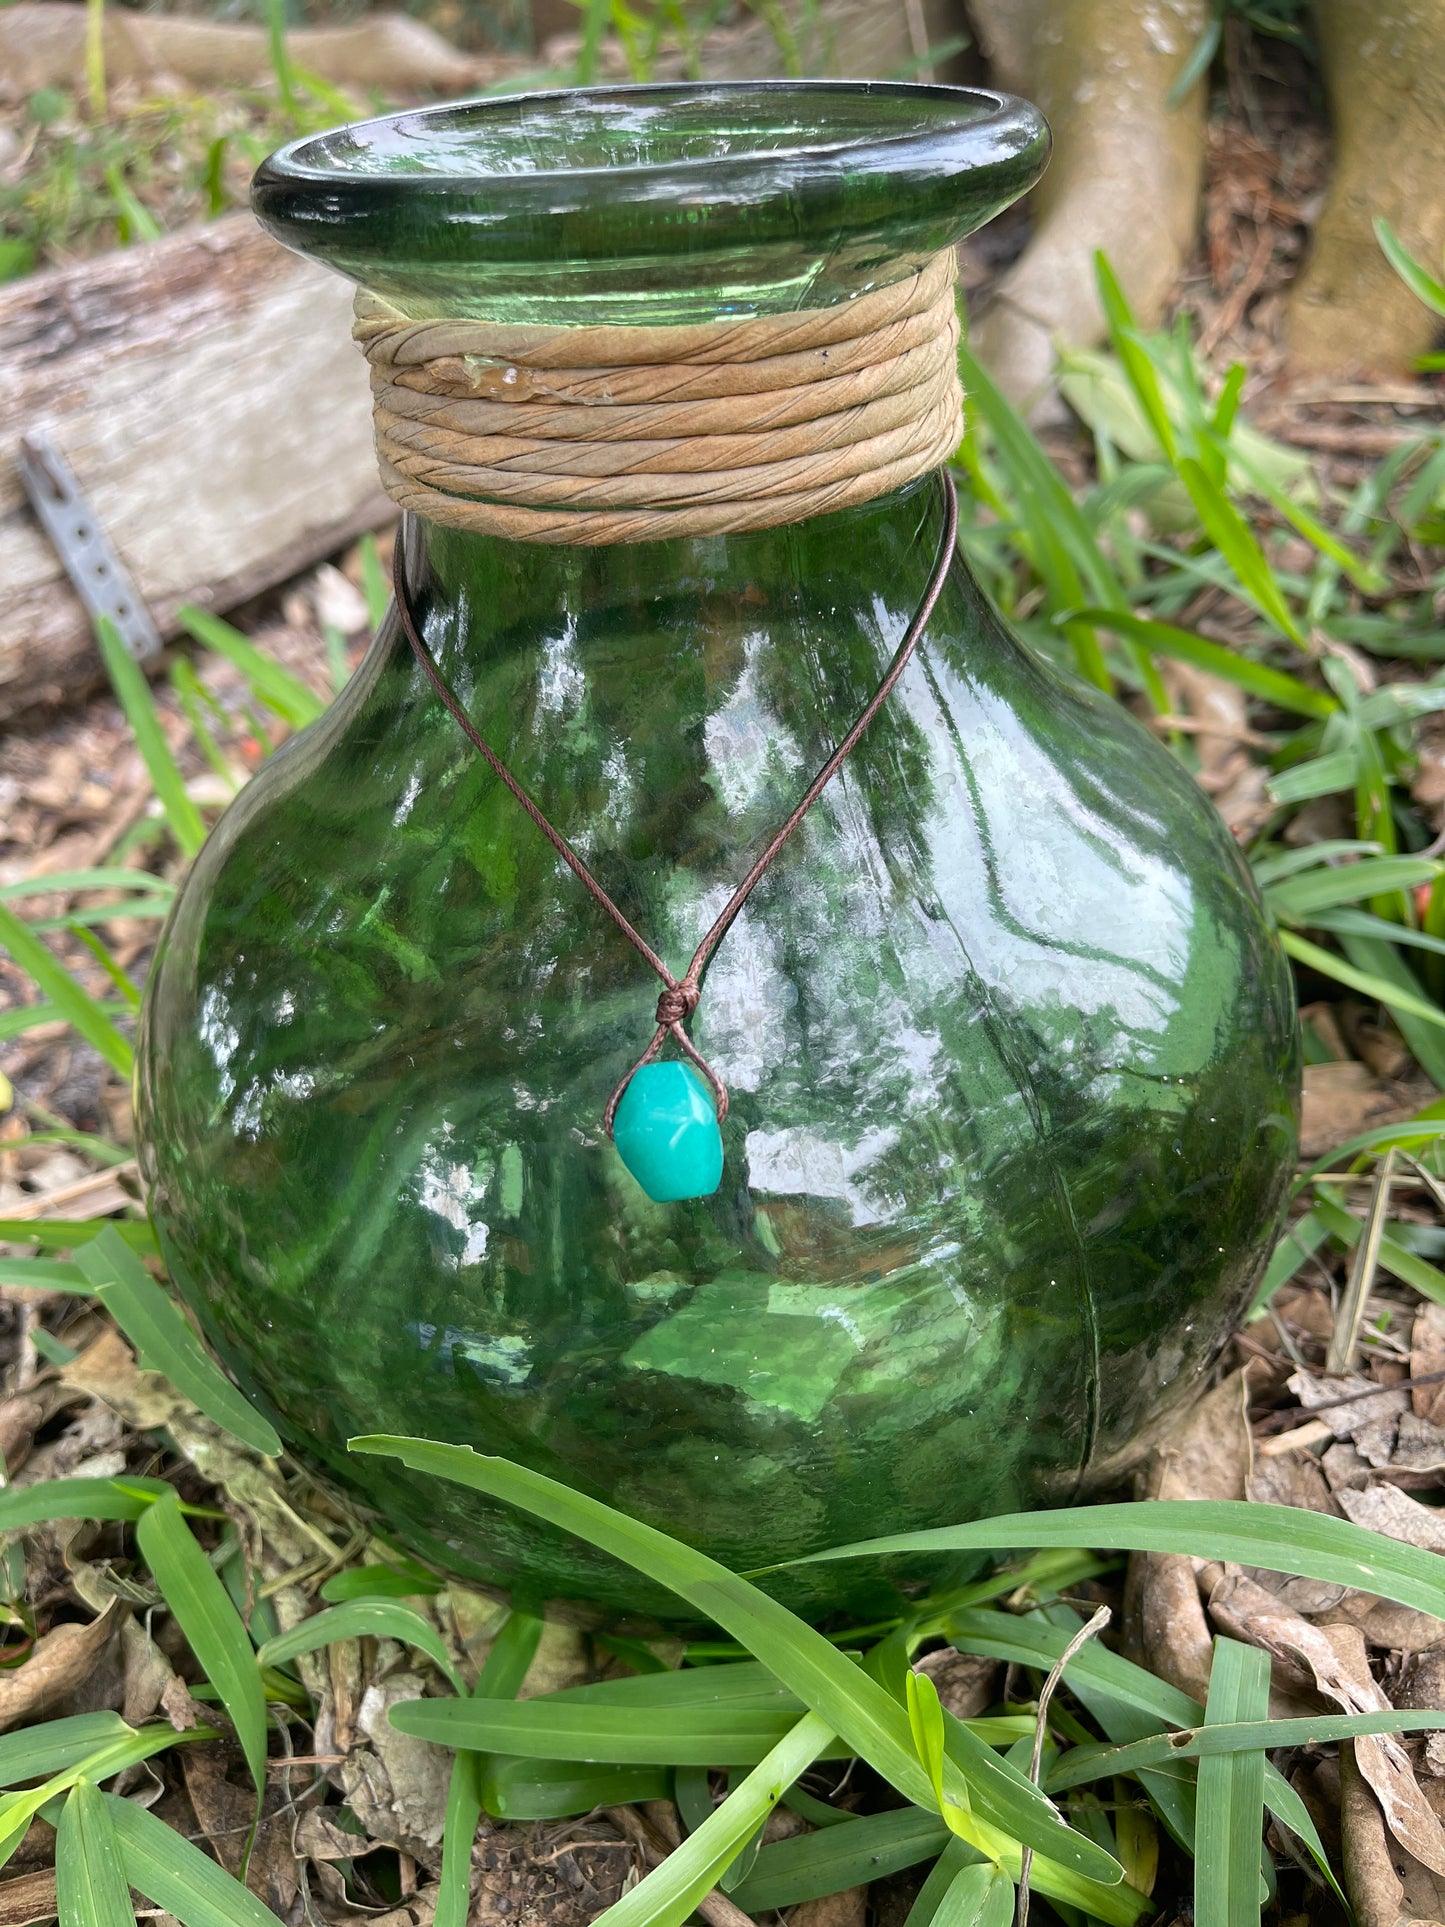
<box><xmin>612</xmin><ymin>1061</ymin><xmax>724</xmax><ymax>1202</ymax></box>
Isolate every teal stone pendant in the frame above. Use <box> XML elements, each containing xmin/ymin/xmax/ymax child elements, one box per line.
<box><xmin>612</xmin><ymin>1061</ymin><xmax>724</xmax><ymax>1202</ymax></box>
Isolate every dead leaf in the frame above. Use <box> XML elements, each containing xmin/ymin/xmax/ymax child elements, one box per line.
<box><xmin>1412</xmin><ymin>1303</ymin><xmax>1445</xmax><ymax>1428</ymax></box>
<box><xmin>912</xmin><ymin>1648</ymin><xmax>999</xmax><ymax>1720</ymax></box>
<box><xmin>1212</xmin><ymin>1576</ymin><xmax>1445</xmax><ymax>1878</ymax></box>
<box><xmin>1332</xmin><ymin>1597</ymin><xmax>1445</xmax><ymax>1655</ymax></box>
<box><xmin>121</xmin><ymin>1616</ymin><xmax>180</xmax><ymax>1725</ymax></box>
<box><xmin>294</xmin><ymin>1810</ymin><xmax>366</xmax><ymax>1864</ymax></box>
<box><xmin>367</xmin><ymin>1902</ymin><xmax>436</xmax><ymax>1927</ymax></box>
<box><xmin>1151</xmin><ymin>1368</ymin><xmax>1255</xmax><ymax>1503</ymax></box>
<box><xmin>1341</xmin><ymin>1740</ymin><xmax>1445</xmax><ymax>1927</ymax></box>
<box><xmin>1274</xmin><ymin>1282</ymin><xmax>1336</xmax><ymax>1343</ymax></box>
<box><xmin>0</xmin><ymin>1391</ymin><xmax>62</xmax><ymax>1478</ymax></box>
<box><xmin>1248</xmin><ymin>1447</ymin><xmax>1339</xmax><ymax>1515</ymax></box>
<box><xmin>160</xmin><ymin>1672</ymin><xmax>211</xmax><ymax>1732</ymax></box>
<box><xmin>1338</xmin><ymin>1482</ymin><xmax>1445</xmax><ymax>1553</ymax></box>
<box><xmin>1139</xmin><ymin>1552</ymin><xmax>1215</xmax><ymax>1705</ymax></box>
<box><xmin>0</xmin><ymin>1604</ymin><xmax>118</xmax><ymax>1732</ymax></box>
<box><xmin>1245</xmin><ymin>1450</ymin><xmax>1350</xmax><ymax>1613</ymax></box>
<box><xmin>0</xmin><ymin>1872</ymin><xmax>57</xmax><ymax>1927</ymax></box>
<box><xmin>1301</xmin><ymin>1060</ymin><xmax>1421</xmax><ymax>1161</ymax></box>
<box><xmin>1289</xmin><ymin>1372</ymin><xmax>1409</xmax><ymax>1468</ymax></box>
<box><xmin>1323</xmin><ymin>1442</ymin><xmax>1373</xmax><ymax>1491</ymax></box>
<box><xmin>340</xmin><ymin>1673</ymin><xmax>452</xmax><ymax>1861</ymax></box>
<box><xmin>788</xmin><ymin>1891</ymin><xmax>868</xmax><ymax>1927</ymax></box>
<box><xmin>1134</xmin><ymin>1370</ymin><xmax>1251</xmax><ymax>1701</ymax></box>
<box><xmin>516</xmin><ymin>1620</ymin><xmax>590</xmax><ymax>1700</ymax></box>
<box><xmin>65</xmin><ymin>1328</ymin><xmax>339</xmax><ymax>1573</ymax></box>
<box><xmin>180</xmin><ymin>1745</ymin><xmax>300</xmax><ymax>1919</ymax></box>
<box><xmin>1341</xmin><ymin>1739</ymin><xmax>1410</xmax><ymax>1927</ymax></box>
<box><xmin>1396</xmin><ymin>1649</ymin><xmax>1445</xmax><ymax>1715</ymax></box>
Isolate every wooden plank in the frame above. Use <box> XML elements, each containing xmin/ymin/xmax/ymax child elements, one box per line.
<box><xmin>0</xmin><ymin>214</ymin><xmax>390</xmax><ymax>722</ymax></box>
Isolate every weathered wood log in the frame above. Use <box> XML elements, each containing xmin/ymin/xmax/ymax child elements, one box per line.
<box><xmin>0</xmin><ymin>215</ymin><xmax>390</xmax><ymax>724</ymax></box>
<box><xmin>0</xmin><ymin>4</ymin><xmax>511</xmax><ymax>97</ymax></box>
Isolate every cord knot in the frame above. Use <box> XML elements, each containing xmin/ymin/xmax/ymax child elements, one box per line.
<box><xmin>656</xmin><ymin>983</ymin><xmax>700</xmax><ymax>1028</ymax></box>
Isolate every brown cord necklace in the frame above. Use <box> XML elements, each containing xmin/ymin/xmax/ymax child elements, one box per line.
<box><xmin>390</xmin><ymin>469</ymin><xmax>958</xmax><ymax>1199</ymax></box>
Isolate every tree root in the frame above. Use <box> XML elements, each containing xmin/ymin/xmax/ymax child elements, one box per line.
<box><xmin>1285</xmin><ymin>0</ymin><xmax>1445</xmax><ymax>376</ymax></box>
<box><xmin>965</xmin><ymin>0</ymin><xmax>1211</xmax><ymax>417</ymax></box>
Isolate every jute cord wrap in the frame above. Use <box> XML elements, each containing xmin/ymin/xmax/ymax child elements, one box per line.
<box><xmin>354</xmin><ymin>250</ymin><xmax>963</xmax><ymax>545</ymax></box>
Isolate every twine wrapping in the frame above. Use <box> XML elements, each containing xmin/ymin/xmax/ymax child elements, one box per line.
<box><xmin>353</xmin><ymin>250</ymin><xmax>963</xmax><ymax>545</ymax></box>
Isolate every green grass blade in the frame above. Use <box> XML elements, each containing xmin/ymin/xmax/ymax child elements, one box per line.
<box><xmin>57</xmin><ymin>1780</ymin><xmax>133</xmax><ymax>1927</ymax></box>
<box><xmin>1312</xmin><ymin>906</ymin><xmax>1445</xmax><ymax>962</ymax></box>
<box><xmin>175</xmin><ymin>609</ymin><xmax>326</xmax><ymax>731</ymax></box>
<box><xmin>0</xmin><ymin>1258</ymin><xmax>89</xmax><ymax>1290</ymax></box>
<box><xmin>727</xmin><ymin>1805</ymin><xmax>950</xmax><ymax>1912</ymax></box>
<box><xmin>1195</xmin><ymin>1639</ymin><xmax>1269</xmax><ymax>1927</ymax></box>
<box><xmin>358</xmin><ymin>536</ymin><xmax>391</xmax><ymax>629</ymax></box>
<box><xmin>0</xmin><ymin>872</ymin><xmax>176</xmax><ymax>904</ymax></box>
<box><xmin>0</xmin><ymin>907</ymin><xmax>133</xmax><ymax>1076</ymax></box>
<box><xmin>440</xmin><ymin>1609</ymin><xmax>543</xmax><ymax>1910</ymax></box>
<box><xmin>1337</xmin><ymin>933</ymin><xmax>1445</xmax><ymax>1086</ymax></box>
<box><xmin>0</xmin><ymin>1717</ymin><xmax>131</xmax><ymax>1789</ymax></box>
<box><xmin>1050</xmin><ymin>1707</ymin><xmax>1445</xmax><ymax>1790</ymax></box>
<box><xmin>1298</xmin><ymin>1113</ymin><xmax>1445</xmax><ymax>1177</ymax></box>
<box><xmin>1375</xmin><ymin>217</ymin><xmax>1445</xmax><ymax>318</ymax></box>
<box><xmin>903</xmin><ymin>1839</ymin><xmax>986</xmax><ymax>1927</ymax></box>
<box><xmin>92</xmin><ymin>617</ymin><xmax>206</xmax><ymax>858</ymax></box>
<box><xmin>257</xmin><ymin>1601</ymin><xmax>463</xmax><ymax>1694</ymax></box>
<box><xmin>474</xmin><ymin>1608</ymin><xmax>544</xmax><ymax>1698</ymax></box>
<box><xmin>1268</xmin><ymin>856</ymin><xmax>1443</xmax><ymax>918</ymax></box>
<box><xmin>948</xmin><ymin>1607</ymin><xmax>1194</xmax><ymax>1724</ymax></box>
<box><xmin>134</xmin><ymin>1494</ymin><xmax>268</xmax><ymax>1799</ymax></box>
<box><xmin>1250</xmin><ymin>1210</ymin><xmax>1329</xmax><ymax>1312</ymax></box>
<box><xmin>1310</xmin><ymin>1192</ymin><xmax>1445</xmax><ymax>1309</ymax></box>
<box><xmin>388</xmin><ymin>1697</ymin><xmax>848</xmax><ymax>1766</ymax></box>
<box><xmin>791</xmin><ymin>1501</ymin><xmax>1445</xmax><ymax>1618</ymax></box>
<box><xmin>66</xmin><ymin>926</ymin><xmax>139</xmax><ymax>1009</ymax></box>
<box><xmin>349</xmin><ymin>1435</ymin><xmax>1124</xmax><ymax>1890</ymax></box>
<box><xmin>1176</xmin><ymin>459</ymin><xmax>1304</xmax><ymax>645</ymax></box>
<box><xmin>0</xmin><ymin>1218</ymin><xmax>156</xmax><ymax>1255</ymax></box>
<box><xmin>1258</xmin><ymin>1769</ymin><xmax>1350</xmax><ymax>1916</ymax></box>
<box><xmin>1212</xmin><ymin>362</ymin><xmax>1246</xmax><ymax>441</ymax></box>
<box><xmin>1226</xmin><ymin>441</ymin><xmax>1386</xmax><ymax>594</ymax></box>
<box><xmin>1069</xmin><ymin>609</ymin><xmax>1332</xmax><ymax>719</ymax></box>
<box><xmin>74</xmin><ymin>1229</ymin><xmax>281</xmax><ymax>1457</ymax></box>
<box><xmin>957</xmin><ymin>350</ymin><xmax>1124</xmax><ymax>613</ymax></box>
<box><xmin>436</xmin><ymin>1750</ymin><xmax>481</xmax><ymax>1927</ymax></box>
<box><xmin>104</xmin><ymin>1791</ymin><xmax>284</xmax><ymax>1927</ymax></box>
<box><xmin>479</xmin><ymin>1757</ymin><xmax>669</xmax><ymax>1821</ymax></box>
<box><xmin>0</xmin><ymin>1477</ymin><xmax>170</xmax><ymax>1531</ymax></box>
<box><xmin>1278</xmin><ymin>931</ymin><xmax>1445</xmax><ymax>1039</ymax></box>
<box><xmin>552</xmin><ymin>1663</ymin><xmax>796</xmax><ymax>1709</ymax></box>
<box><xmin>319</xmin><ymin>1561</ymin><xmax>442</xmax><ymax>1603</ymax></box>
<box><xmin>933</xmin><ymin>1863</ymin><xmax>1013</xmax><ymax>1927</ymax></box>
<box><xmin>1093</xmin><ymin>254</ymin><xmax>1176</xmax><ymax>460</ymax></box>
<box><xmin>591</xmin><ymin>1714</ymin><xmax>833</xmax><ymax>1927</ymax></box>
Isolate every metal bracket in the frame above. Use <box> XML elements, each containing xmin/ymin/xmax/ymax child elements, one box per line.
<box><xmin>17</xmin><ymin>429</ymin><xmax>162</xmax><ymax>662</ymax></box>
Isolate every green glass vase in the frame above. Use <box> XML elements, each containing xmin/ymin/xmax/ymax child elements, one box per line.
<box><xmin>136</xmin><ymin>83</ymin><xmax>1299</xmax><ymax>1623</ymax></box>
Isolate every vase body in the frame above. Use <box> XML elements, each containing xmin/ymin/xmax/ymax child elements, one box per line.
<box><xmin>136</xmin><ymin>85</ymin><xmax>1299</xmax><ymax>1622</ymax></box>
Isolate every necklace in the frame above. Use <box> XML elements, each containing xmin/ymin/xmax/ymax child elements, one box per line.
<box><xmin>390</xmin><ymin>470</ymin><xmax>959</xmax><ymax>1201</ymax></box>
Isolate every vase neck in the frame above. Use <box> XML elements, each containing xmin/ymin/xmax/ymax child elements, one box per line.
<box><xmin>403</xmin><ymin>474</ymin><xmax>953</xmax><ymax>690</ymax></box>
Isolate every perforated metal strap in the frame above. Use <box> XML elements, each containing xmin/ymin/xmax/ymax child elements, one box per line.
<box><xmin>18</xmin><ymin>430</ymin><xmax>161</xmax><ymax>662</ymax></box>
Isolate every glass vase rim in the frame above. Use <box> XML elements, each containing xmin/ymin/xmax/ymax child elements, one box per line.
<box><xmin>251</xmin><ymin>79</ymin><xmax>1049</xmax><ymax>284</ymax></box>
